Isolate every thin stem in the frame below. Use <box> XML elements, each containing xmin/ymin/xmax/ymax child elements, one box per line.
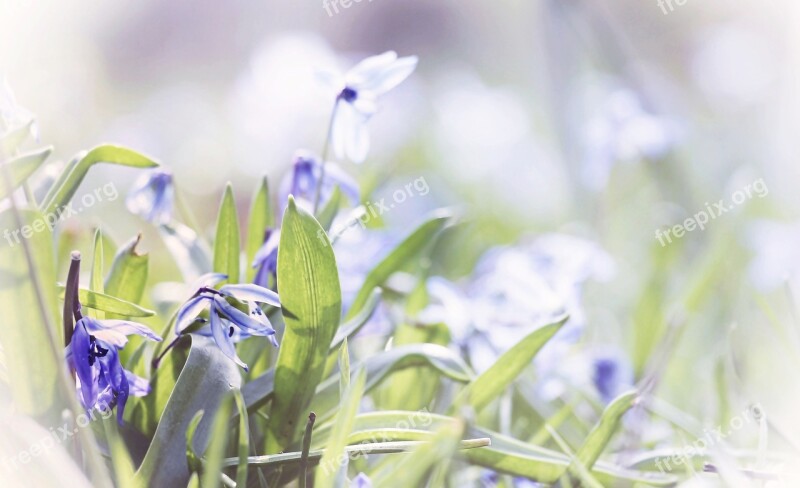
<box><xmin>312</xmin><ymin>98</ymin><xmax>340</xmax><ymax>215</ymax></box>
<box><xmin>299</xmin><ymin>412</ymin><xmax>316</xmax><ymax>488</ymax></box>
<box><xmin>63</xmin><ymin>251</ymin><xmax>82</xmax><ymax>347</ymax></box>
<box><xmin>152</xmin><ymin>334</ymin><xmax>182</xmax><ymax>369</ymax></box>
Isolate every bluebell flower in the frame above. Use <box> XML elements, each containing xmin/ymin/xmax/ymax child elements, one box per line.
<box><xmin>66</xmin><ymin>316</ymin><xmax>162</xmax><ymax>423</ymax></box>
<box><xmin>279</xmin><ymin>150</ymin><xmax>360</xmax><ymax>212</ymax></box>
<box><xmin>320</xmin><ymin>51</ymin><xmax>417</xmax><ymax>163</ymax></box>
<box><xmin>590</xmin><ymin>348</ymin><xmax>634</xmax><ymax>404</ymax></box>
<box><xmin>126</xmin><ymin>169</ymin><xmax>175</xmax><ymax>225</ymax></box>
<box><xmin>175</xmin><ymin>275</ymin><xmax>281</xmax><ymax>370</ymax></box>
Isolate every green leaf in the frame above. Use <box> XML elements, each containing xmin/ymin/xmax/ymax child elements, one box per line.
<box><xmin>316</xmin><ymin>368</ymin><xmax>366</xmax><ymax>488</ymax></box>
<box><xmin>41</xmin><ymin>144</ymin><xmax>159</xmax><ymax>216</ymax></box>
<box><xmin>311</xmin><ymin>343</ymin><xmax>474</xmax><ymax>422</ymax></box>
<box><xmin>338</xmin><ymin>338</ymin><xmax>350</xmax><ymax>401</ymax></box>
<box><xmin>266</xmin><ymin>196</ymin><xmax>342</xmax><ymax>452</ymax></box>
<box><xmin>89</xmin><ymin>228</ymin><xmax>105</xmax><ymax>319</ymax></box>
<box><xmin>346</xmin><ymin>211</ymin><xmax>452</xmax><ymax>320</ymax></box>
<box><xmin>330</xmin><ymin>287</ymin><xmax>382</xmax><ymax>351</ymax></box>
<box><xmin>0</xmin><ymin>208</ymin><xmax>61</xmax><ymax>416</ymax></box>
<box><xmin>101</xmin><ymin>417</ymin><xmax>140</xmax><ymax>488</ymax></box>
<box><xmin>245</xmin><ymin>176</ymin><xmax>274</xmax><ymax>283</ymax></box>
<box><xmin>136</xmin><ymin>335</ymin><xmax>242</xmax><ymax>487</ymax></box>
<box><xmin>201</xmin><ymin>393</ymin><xmax>233</xmax><ymax>488</ymax></box>
<box><xmin>57</xmin><ymin>285</ymin><xmax>155</xmax><ymax>317</ymax></box>
<box><xmin>0</xmin><ymin>146</ymin><xmax>52</xmax><ymax>199</ymax></box>
<box><xmin>213</xmin><ymin>183</ymin><xmax>241</xmax><ymax>285</ymax></box>
<box><xmin>231</xmin><ymin>389</ymin><xmax>250</xmax><ymax>488</ymax></box>
<box><xmin>316</xmin><ymin>185</ymin><xmax>342</xmax><ymax>232</ymax></box>
<box><xmin>104</xmin><ymin>234</ymin><xmax>149</xmax><ymax>319</ymax></box>
<box><xmin>1</xmin><ymin>119</ymin><xmax>37</xmax><ymax>154</ymax></box>
<box><xmin>451</xmin><ymin>317</ymin><xmax>566</xmax><ymax>414</ymax></box>
<box><xmin>572</xmin><ymin>390</ymin><xmax>639</xmax><ymax>473</ymax></box>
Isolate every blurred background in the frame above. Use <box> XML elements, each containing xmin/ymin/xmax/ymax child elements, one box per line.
<box><xmin>3</xmin><ymin>0</ymin><xmax>800</xmax><ymax>481</ymax></box>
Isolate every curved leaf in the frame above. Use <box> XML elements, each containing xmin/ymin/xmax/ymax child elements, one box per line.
<box><xmin>57</xmin><ymin>285</ymin><xmax>155</xmax><ymax>317</ymax></box>
<box><xmin>0</xmin><ymin>146</ymin><xmax>52</xmax><ymax>199</ymax></box>
<box><xmin>41</xmin><ymin>144</ymin><xmax>159</xmax><ymax>216</ymax></box>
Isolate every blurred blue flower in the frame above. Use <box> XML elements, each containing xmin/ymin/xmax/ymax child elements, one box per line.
<box><xmin>351</xmin><ymin>473</ymin><xmax>372</xmax><ymax>488</ymax></box>
<box><xmin>582</xmin><ymin>88</ymin><xmax>677</xmax><ymax>191</ymax></box>
<box><xmin>126</xmin><ymin>169</ymin><xmax>175</xmax><ymax>225</ymax></box>
<box><xmin>252</xmin><ymin>228</ymin><xmax>280</xmax><ymax>288</ymax></box>
<box><xmin>175</xmin><ymin>275</ymin><xmax>281</xmax><ymax>370</ymax></box>
<box><xmin>320</xmin><ymin>51</ymin><xmax>417</xmax><ymax>163</ymax></box>
<box><xmin>591</xmin><ymin>348</ymin><xmax>634</xmax><ymax>404</ymax></box>
<box><xmin>67</xmin><ymin>316</ymin><xmax>162</xmax><ymax>423</ymax></box>
<box><xmin>279</xmin><ymin>150</ymin><xmax>360</xmax><ymax>212</ymax></box>
<box><xmin>0</xmin><ymin>77</ymin><xmax>38</xmax><ymax>138</ymax></box>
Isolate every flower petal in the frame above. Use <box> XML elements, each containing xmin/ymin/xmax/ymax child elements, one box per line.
<box><xmin>125</xmin><ymin>370</ymin><xmax>151</xmax><ymax>397</ymax></box>
<box><xmin>212</xmin><ymin>296</ymin><xmax>275</xmax><ymax>336</ymax></box>
<box><xmin>176</xmin><ymin>294</ymin><xmax>211</xmax><ymax>334</ymax></box>
<box><xmin>359</xmin><ymin>55</ymin><xmax>418</xmax><ymax>95</ymax></box>
<box><xmin>95</xmin><ymin>319</ymin><xmax>162</xmax><ymax>342</ymax></box>
<box><xmin>346</xmin><ymin>51</ymin><xmax>398</xmax><ymax>87</ymax></box>
<box><xmin>220</xmin><ymin>283</ymin><xmax>280</xmax><ymax>307</ymax></box>
<box><xmin>193</xmin><ymin>272</ymin><xmax>228</xmax><ymax>288</ymax></box>
<box><xmin>70</xmin><ymin>320</ymin><xmax>96</xmax><ymax>409</ymax></box>
<box><xmin>210</xmin><ymin>304</ymin><xmax>248</xmax><ymax>370</ymax></box>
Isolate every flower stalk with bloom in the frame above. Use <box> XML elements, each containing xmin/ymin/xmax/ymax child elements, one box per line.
<box><xmin>163</xmin><ymin>273</ymin><xmax>281</xmax><ymax>371</ymax></box>
<box><xmin>313</xmin><ymin>50</ymin><xmax>417</xmax><ymax>211</ymax></box>
<box><xmin>126</xmin><ymin>169</ymin><xmax>175</xmax><ymax>225</ymax></box>
<box><xmin>62</xmin><ymin>252</ymin><xmax>162</xmax><ymax>424</ymax></box>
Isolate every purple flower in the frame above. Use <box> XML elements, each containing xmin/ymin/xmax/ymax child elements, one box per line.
<box><xmin>67</xmin><ymin>317</ymin><xmax>162</xmax><ymax>423</ymax></box>
<box><xmin>279</xmin><ymin>150</ymin><xmax>360</xmax><ymax>212</ymax></box>
<box><xmin>126</xmin><ymin>169</ymin><xmax>175</xmax><ymax>225</ymax></box>
<box><xmin>351</xmin><ymin>473</ymin><xmax>372</xmax><ymax>488</ymax></box>
<box><xmin>320</xmin><ymin>51</ymin><xmax>417</xmax><ymax>163</ymax></box>
<box><xmin>175</xmin><ymin>275</ymin><xmax>281</xmax><ymax>370</ymax></box>
<box><xmin>252</xmin><ymin>228</ymin><xmax>280</xmax><ymax>288</ymax></box>
<box><xmin>591</xmin><ymin>349</ymin><xmax>633</xmax><ymax>404</ymax></box>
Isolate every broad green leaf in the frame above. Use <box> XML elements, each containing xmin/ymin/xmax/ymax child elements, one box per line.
<box><xmin>213</xmin><ymin>183</ymin><xmax>241</xmax><ymax>285</ymax></box>
<box><xmin>201</xmin><ymin>393</ymin><xmax>233</xmax><ymax>488</ymax></box>
<box><xmin>105</xmin><ymin>234</ymin><xmax>149</xmax><ymax>317</ymax></box>
<box><xmin>185</xmin><ymin>411</ymin><xmax>205</xmax><ymax>474</ymax></box>
<box><xmin>136</xmin><ymin>335</ymin><xmax>242</xmax><ymax>487</ymax></box>
<box><xmin>316</xmin><ymin>368</ymin><xmax>366</xmax><ymax>488</ymax></box>
<box><xmin>0</xmin><ymin>146</ymin><xmax>52</xmax><ymax>199</ymax></box>
<box><xmin>346</xmin><ymin>211</ymin><xmax>452</xmax><ymax>320</ymax></box>
<box><xmin>316</xmin><ymin>185</ymin><xmax>342</xmax><ymax>232</ymax></box>
<box><xmin>101</xmin><ymin>417</ymin><xmax>140</xmax><ymax>488</ymax></box>
<box><xmin>0</xmin><ymin>208</ymin><xmax>61</xmax><ymax>416</ymax></box>
<box><xmin>57</xmin><ymin>286</ymin><xmax>155</xmax><ymax>317</ymax></box>
<box><xmin>245</xmin><ymin>176</ymin><xmax>274</xmax><ymax>282</ymax></box>
<box><xmin>266</xmin><ymin>196</ymin><xmax>342</xmax><ymax>452</ymax></box>
<box><xmin>451</xmin><ymin>317</ymin><xmax>566</xmax><ymax>414</ymax></box>
<box><xmin>572</xmin><ymin>390</ymin><xmax>639</xmax><ymax>473</ymax></box>
<box><xmin>41</xmin><ymin>144</ymin><xmax>159</xmax><ymax>216</ymax></box>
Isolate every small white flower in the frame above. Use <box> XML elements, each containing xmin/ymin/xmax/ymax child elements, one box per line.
<box><xmin>321</xmin><ymin>51</ymin><xmax>418</xmax><ymax>163</ymax></box>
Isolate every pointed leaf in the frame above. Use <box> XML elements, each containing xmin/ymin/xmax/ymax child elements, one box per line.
<box><xmin>246</xmin><ymin>176</ymin><xmax>274</xmax><ymax>282</ymax></box>
<box><xmin>0</xmin><ymin>146</ymin><xmax>52</xmax><ymax>199</ymax></box>
<box><xmin>213</xmin><ymin>183</ymin><xmax>241</xmax><ymax>285</ymax></box>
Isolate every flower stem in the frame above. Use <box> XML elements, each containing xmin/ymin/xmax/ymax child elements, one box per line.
<box><xmin>63</xmin><ymin>251</ymin><xmax>82</xmax><ymax>347</ymax></box>
<box><xmin>299</xmin><ymin>412</ymin><xmax>316</xmax><ymax>488</ymax></box>
<box><xmin>312</xmin><ymin>98</ymin><xmax>340</xmax><ymax>215</ymax></box>
<box><xmin>152</xmin><ymin>334</ymin><xmax>182</xmax><ymax>369</ymax></box>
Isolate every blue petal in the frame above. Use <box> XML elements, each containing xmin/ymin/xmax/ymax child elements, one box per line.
<box><xmin>220</xmin><ymin>283</ymin><xmax>280</xmax><ymax>307</ymax></box>
<box><xmin>176</xmin><ymin>294</ymin><xmax>211</xmax><ymax>334</ymax></box>
<box><xmin>125</xmin><ymin>370</ymin><xmax>151</xmax><ymax>397</ymax></box>
<box><xmin>101</xmin><ymin>347</ymin><xmax>129</xmax><ymax>424</ymax></box>
<box><xmin>96</xmin><ymin>319</ymin><xmax>162</xmax><ymax>342</ymax></box>
<box><xmin>212</xmin><ymin>296</ymin><xmax>275</xmax><ymax>337</ymax></box>
<box><xmin>210</xmin><ymin>305</ymin><xmax>248</xmax><ymax>371</ymax></box>
<box><xmin>70</xmin><ymin>319</ymin><xmax>96</xmax><ymax>409</ymax></box>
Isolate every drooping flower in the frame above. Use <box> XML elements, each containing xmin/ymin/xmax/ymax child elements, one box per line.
<box><xmin>321</xmin><ymin>51</ymin><xmax>418</xmax><ymax>163</ymax></box>
<box><xmin>590</xmin><ymin>348</ymin><xmax>634</xmax><ymax>404</ymax></box>
<box><xmin>67</xmin><ymin>316</ymin><xmax>162</xmax><ymax>423</ymax></box>
<box><xmin>175</xmin><ymin>275</ymin><xmax>281</xmax><ymax>370</ymax></box>
<box><xmin>351</xmin><ymin>473</ymin><xmax>372</xmax><ymax>488</ymax></box>
<box><xmin>126</xmin><ymin>169</ymin><xmax>175</xmax><ymax>225</ymax></box>
<box><xmin>279</xmin><ymin>150</ymin><xmax>360</xmax><ymax>212</ymax></box>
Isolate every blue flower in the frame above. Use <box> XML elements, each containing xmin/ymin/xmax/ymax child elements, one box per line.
<box><xmin>591</xmin><ymin>349</ymin><xmax>633</xmax><ymax>404</ymax></box>
<box><xmin>175</xmin><ymin>275</ymin><xmax>281</xmax><ymax>370</ymax></box>
<box><xmin>321</xmin><ymin>51</ymin><xmax>417</xmax><ymax>163</ymax></box>
<box><xmin>67</xmin><ymin>316</ymin><xmax>162</xmax><ymax>423</ymax></box>
<box><xmin>126</xmin><ymin>169</ymin><xmax>175</xmax><ymax>225</ymax></box>
<box><xmin>351</xmin><ymin>473</ymin><xmax>372</xmax><ymax>488</ymax></box>
<box><xmin>279</xmin><ymin>150</ymin><xmax>360</xmax><ymax>212</ymax></box>
<box><xmin>252</xmin><ymin>228</ymin><xmax>280</xmax><ymax>288</ymax></box>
